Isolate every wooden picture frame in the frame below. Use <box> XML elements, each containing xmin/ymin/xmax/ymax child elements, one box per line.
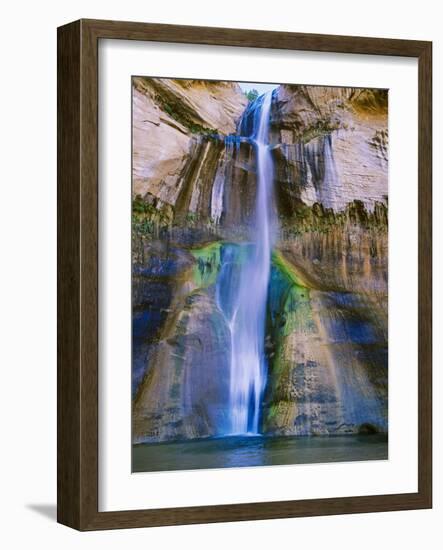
<box><xmin>57</xmin><ymin>18</ymin><xmax>432</xmax><ymax>530</ymax></box>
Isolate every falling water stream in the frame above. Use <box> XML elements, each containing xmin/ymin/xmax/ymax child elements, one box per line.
<box><xmin>217</xmin><ymin>92</ymin><xmax>276</xmax><ymax>435</ymax></box>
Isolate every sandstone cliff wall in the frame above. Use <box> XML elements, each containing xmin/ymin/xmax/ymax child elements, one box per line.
<box><xmin>132</xmin><ymin>80</ymin><xmax>388</xmax><ymax>443</ymax></box>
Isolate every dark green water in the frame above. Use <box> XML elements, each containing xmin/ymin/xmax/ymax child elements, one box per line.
<box><xmin>132</xmin><ymin>434</ymin><xmax>388</xmax><ymax>473</ymax></box>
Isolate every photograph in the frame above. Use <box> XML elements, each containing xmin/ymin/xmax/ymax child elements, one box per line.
<box><xmin>131</xmin><ymin>76</ymin><xmax>389</xmax><ymax>472</ymax></box>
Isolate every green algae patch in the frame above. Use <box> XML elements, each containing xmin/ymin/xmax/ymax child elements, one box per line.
<box><xmin>265</xmin><ymin>250</ymin><xmax>318</xmax><ymax>421</ymax></box>
<box><xmin>272</xmin><ymin>250</ymin><xmax>309</xmax><ymax>289</ymax></box>
<box><xmin>269</xmin><ymin>250</ymin><xmax>315</xmax><ymax>336</ymax></box>
<box><xmin>190</xmin><ymin>242</ymin><xmax>223</xmax><ymax>289</ymax></box>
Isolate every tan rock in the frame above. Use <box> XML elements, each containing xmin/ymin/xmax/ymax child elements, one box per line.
<box><xmin>273</xmin><ymin>85</ymin><xmax>388</xmax><ymax>212</ymax></box>
<box><xmin>133</xmin><ymin>86</ymin><xmax>190</xmax><ymax>204</ymax></box>
<box><xmin>132</xmin><ymin>77</ymin><xmax>247</xmax><ymax>205</ymax></box>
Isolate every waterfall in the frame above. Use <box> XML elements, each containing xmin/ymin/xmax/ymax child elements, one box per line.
<box><xmin>211</xmin><ymin>136</ymin><xmax>235</xmax><ymax>225</ymax></box>
<box><xmin>318</xmin><ymin>134</ymin><xmax>342</xmax><ymax>210</ymax></box>
<box><xmin>217</xmin><ymin>92</ymin><xmax>276</xmax><ymax>435</ymax></box>
<box><xmin>304</xmin><ymin>134</ymin><xmax>343</xmax><ymax>211</ymax></box>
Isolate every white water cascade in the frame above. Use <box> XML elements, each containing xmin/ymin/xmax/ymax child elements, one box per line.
<box><xmin>220</xmin><ymin>92</ymin><xmax>276</xmax><ymax>435</ymax></box>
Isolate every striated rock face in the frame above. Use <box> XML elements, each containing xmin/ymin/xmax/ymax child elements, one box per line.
<box><xmin>260</xmin><ymin>86</ymin><xmax>388</xmax><ymax>436</ymax></box>
<box><xmin>271</xmin><ymin>85</ymin><xmax>388</xmax><ymax>213</ymax></box>
<box><xmin>132</xmin><ymin>77</ymin><xmax>247</xmax><ymax>205</ymax></box>
<box><xmin>263</xmin><ymin>227</ymin><xmax>388</xmax><ymax>436</ymax></box>
<box><xmin>133</xmin><ymin>243</ymin><xmax>231</xmax><ymax>442</ymax></box>
<box><xmin>133</xmin><ymin>228</ymin><xmax>388</xmax><ymax>442</ymax></box>
<box><xmin>132</xmin><ymin>80</ymin><xmax>389</xmax><ymax>443</ymax></box>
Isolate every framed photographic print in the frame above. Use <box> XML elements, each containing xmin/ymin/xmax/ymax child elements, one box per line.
<box><xmin>57</xmin><ymin>19</ymin><xmax>432</xmax><ymax>530</ymax></box>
